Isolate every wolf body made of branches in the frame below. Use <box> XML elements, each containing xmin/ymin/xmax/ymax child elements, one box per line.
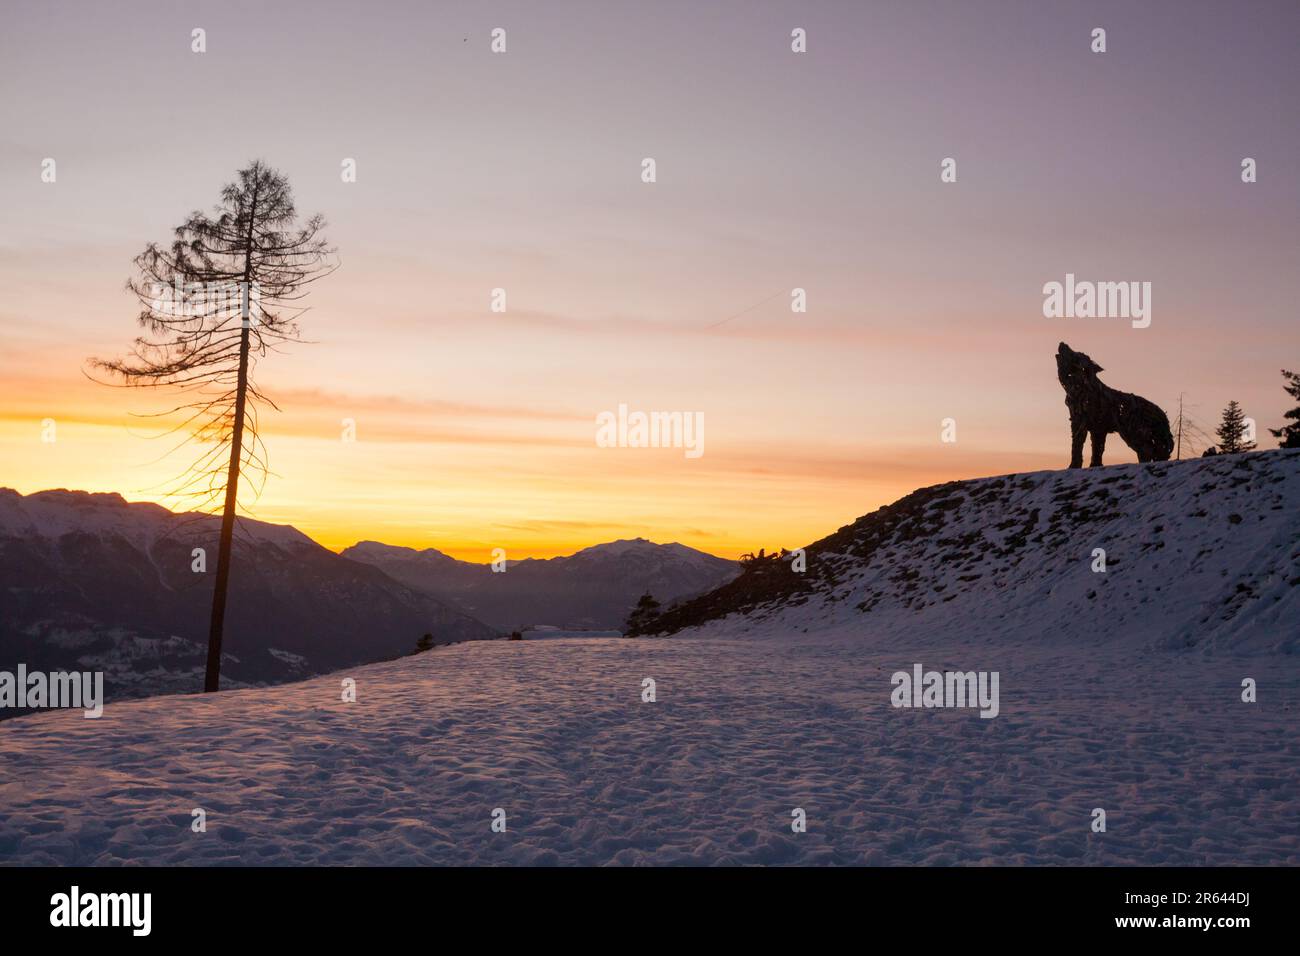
<box><xmin>1055</xmin><ymin>342</ymin><xmax>1173</xmax><ymax>467</ymax></box>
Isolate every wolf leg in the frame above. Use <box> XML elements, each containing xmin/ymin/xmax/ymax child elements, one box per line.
<box><xmin>1070</xmin><ymin>418</ymin><xmax>1087</xmax><ymax>468</ymax></box>
<box><xmin>1089</xmin><ymin>430</ymin><xmax>1107</xmax><ymax>467</ymax></box>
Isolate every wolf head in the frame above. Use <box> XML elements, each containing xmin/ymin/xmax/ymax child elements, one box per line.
<box><xmin>1056</xmin><ymin>342</ymin><xmax>1103</xmax><ymax>391</ymax></box>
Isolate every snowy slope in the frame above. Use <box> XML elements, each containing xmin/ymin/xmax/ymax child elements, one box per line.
<box><xmin>0</xmin><ymin>636</ymin><xmax>1294</xmax><ymax>865</ymax></box>
<box><xmin>649</xmin><ymin>451</ymin><xmax>1300</xmax><ymax>655</ymax></box>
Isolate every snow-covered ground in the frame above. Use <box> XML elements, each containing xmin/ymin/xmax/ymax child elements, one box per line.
<box><xmin>1</xmin><ymin>633</ymin><xmax>1294</xmax><ymax>865</ymax></box>
<box><xmin>651</xmin><ymin>452</ymin><xmax>1300</xmax><ymax>657</ymax></box>
<box><xmin>3</xmin><ymin>455</ymin><xmax>1294</xmax><ymax>865</ymax></box>
<box><xmin>517</xmin><ymin>626</ymin><xmax>623</xmax><ymax>640</ymax></box>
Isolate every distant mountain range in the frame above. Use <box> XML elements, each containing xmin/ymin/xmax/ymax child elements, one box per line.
<box><xmin>0</xmin><ymin>488</ymin><xmax>739</xmax><ymax>705</ymax></box>
<box><xmin>0</xmin><ymin>488</ymin><xmax>495</xmax><ymax>705</ymax></box>
<box><xmin>341</xmin><ymin>537</ymin><xmax>740</xmax><ymax>630</ymax></box>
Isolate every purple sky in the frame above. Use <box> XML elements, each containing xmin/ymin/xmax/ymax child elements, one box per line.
<box><xmin>1</xmin><ymin>0</ymin><xmax>1297</xmax><ymax>556</ymax></box>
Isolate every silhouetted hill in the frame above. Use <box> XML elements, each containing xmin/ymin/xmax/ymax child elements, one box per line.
<box><xmin>642</xmin><ymin>451</ymin><xmax>1300</xmax><ymax>655</ymax></box>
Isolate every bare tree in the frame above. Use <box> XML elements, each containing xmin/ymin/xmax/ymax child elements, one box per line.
<box><xmin>1171</xmin><ymin>392</ymin><xmax>1215</xmax><ymax>459</ymax></box>
<box><xmin>91</xmin><ymin>160</ymin><xmax>335</xmax><ymax>692</ymax></box>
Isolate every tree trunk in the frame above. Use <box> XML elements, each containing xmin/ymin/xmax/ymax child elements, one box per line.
<box><xmin>203</xmin><ymin>185</ymin><xmax>259</xmax><ymax>692</ymax></box>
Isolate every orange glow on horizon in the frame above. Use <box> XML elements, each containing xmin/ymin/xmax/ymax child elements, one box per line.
<box><xmin>0</xmin><ymin>371</ymin><xmax>1065</xmax><ymax>562</ymax></box>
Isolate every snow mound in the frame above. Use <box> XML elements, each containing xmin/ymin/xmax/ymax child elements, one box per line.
<box><xmin>651</xmin><ymin>452</ymin><xmax>1300</xmax><ymax>656</ymax></box>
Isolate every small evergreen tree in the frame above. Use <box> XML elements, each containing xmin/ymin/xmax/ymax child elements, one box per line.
<box><xmin>1268</xmin><ymin>369</ymin><xmax>1300</xmax><ymax>449</ymax></box>
<box><xmin>624</xmin><ymin>592</ymin><xmax>661</xmax><ymax>634</ymax></box>
<box><xmin>413</xmin><ymin>633</ymin><xmax>436</xmax><ymax>654</ymax></box>
<box><xmin>1215</xmin><ymin>400</ymin><xmax>1255</xmax><ymax>454</ymax></box>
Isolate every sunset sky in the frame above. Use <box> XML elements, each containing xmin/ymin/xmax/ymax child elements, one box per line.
<box><xmin>2</xmin><ymin>0</ymin><xmax>1297</xmax><ymax>560</ymax></box>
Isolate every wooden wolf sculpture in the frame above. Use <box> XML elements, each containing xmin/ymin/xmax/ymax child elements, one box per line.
<box><xmin>1055</xmin><ymin>342</ymin><xmax>1173</xmax><ymax>467</ymax></box>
